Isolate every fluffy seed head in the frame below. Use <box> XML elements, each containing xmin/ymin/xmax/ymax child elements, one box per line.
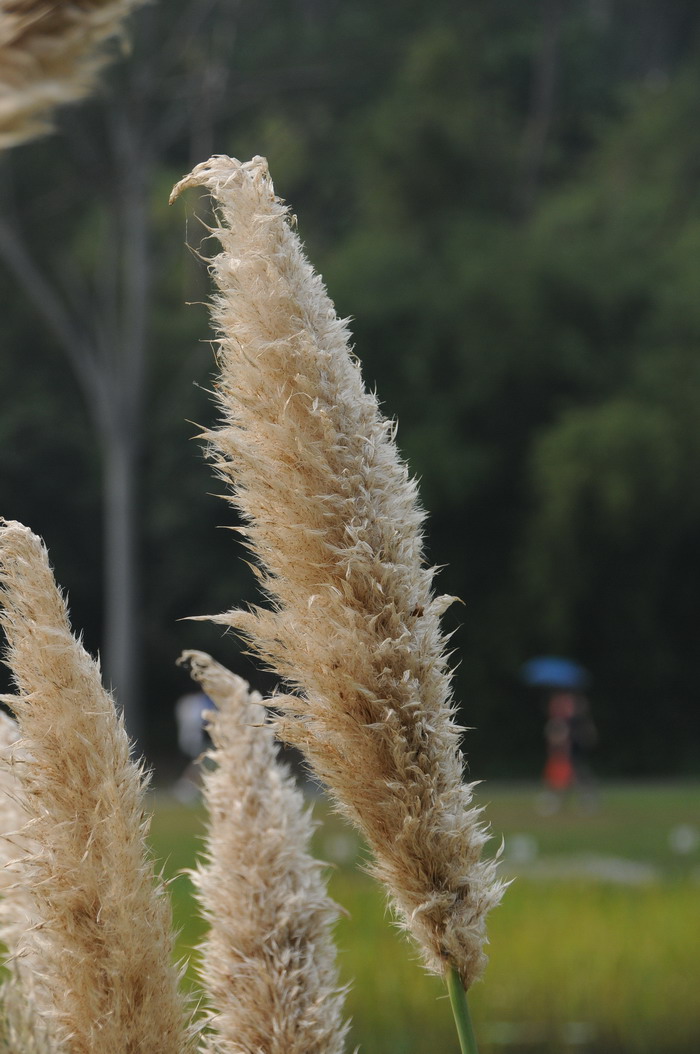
<box><xmin>0</xmin><ymin>0</ymin><xmax>145</xmax><ymax>149</ymax></box>
<box><xmin>180</xmin><ymin>649</ymin><xmax>348</xmax><ymax>1054</ymax></box>
<box><xmin>172</xmin><ymin>156</ymin><xmax>505</xmax><ymax>988</ymax></box>
<box><xmin>0</xmin><ymin>713</ymin><xmax>56</xmax><ymax>1054</ymax></box>
<box><xmin>0</xmin><ymin>519</ymin><xmax>193</xmax><ymax>1054</ymax></box>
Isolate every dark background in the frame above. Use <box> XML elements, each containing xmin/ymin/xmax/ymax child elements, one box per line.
<box><xmin>2</xmin><ymin>0</ymin><xmax>699</xmax><ymax>778</ymax></box>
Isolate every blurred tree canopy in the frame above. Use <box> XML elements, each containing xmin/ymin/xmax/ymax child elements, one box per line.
<box><xmin>1</xmin><ymin>0</ymin><xmax>699</xmax><ymax>775</ymax></box>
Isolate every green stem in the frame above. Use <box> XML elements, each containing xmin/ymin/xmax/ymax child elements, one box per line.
<box><xmin>446</xmin><ymin>967</ymin><xmax>479</xmax><ymax>1054</ymax></box>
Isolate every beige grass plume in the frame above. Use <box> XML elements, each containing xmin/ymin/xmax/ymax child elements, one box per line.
<box><xmin>0</xmin><ymin>710</ymin><xmax>33</xmax><ymax>953</ymax></box>
<box><xmin>0</xmin><ymin>519</ymin><xmax>193</xmax><ymax>1054</ymax></box>
<box><xmin>179</xmin><ymin>649</ymin><xmax>348</xmax><ymax>1054</ymax></box>
<box><xmin>171</xmin><ymin>156</ymin><xmax>504</xmax><ymax>990</ymax></box>
<box><xmin>0</xmin><ymin>712</ymin><xmax>56</xmax><ymax>1054</ymax></box>
<box><xmin>0</xmin><ymin>0</ymin><xmax>145</xmax><ymax>149</ymax></box>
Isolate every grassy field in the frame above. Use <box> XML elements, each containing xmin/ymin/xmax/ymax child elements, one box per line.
<box><xmin>149</xmin><ymin>782</ymin><xmax>700</xmax><ymax>1054</ymax></box>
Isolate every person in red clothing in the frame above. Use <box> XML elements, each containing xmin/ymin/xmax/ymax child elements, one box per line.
<box><xmin>542</xmin><ymin>690</ymin><xmax>597</xmax><ymax>809</ymax></box>
<box><xmin>543</xmin><ymin>691</ymin><xmax>577</xmax><ymax>791</ymax></box>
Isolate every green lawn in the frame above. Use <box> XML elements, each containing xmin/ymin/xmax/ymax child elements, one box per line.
<box><xmin>480</xmin><ymin>783</ymin><xmax>700</xmax><ymax>876</ymax></box>
<box><xmin>149</xmin><ymin>782</ymin><xmax>700</xmax><ymax>1053</ymax></box>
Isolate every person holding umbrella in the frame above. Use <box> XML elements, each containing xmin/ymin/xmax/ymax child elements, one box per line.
<box><xmin>521</xmin><ymin>656</ymin><xmax>598</xmax><ymax>811</ymax></box>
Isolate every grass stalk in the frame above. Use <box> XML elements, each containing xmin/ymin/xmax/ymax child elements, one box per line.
<box><xmin>446</xmin><ymin>967</ymin><xmax>479</xmax><ymax>1054</ymax></box>
<box><xmin>170</xmin><ymin>153</ymin><xmax>504</xmax><ymax>991</ymax></box>
<box><xmin>0</xmin><ymin>519</ymin><xmax>193</xmax><ymax>1053</ymax></box>
<box><xmin>178</xmin><ymin>649</ymin><xmax>349</xmax><ymax>1054</ymax></box>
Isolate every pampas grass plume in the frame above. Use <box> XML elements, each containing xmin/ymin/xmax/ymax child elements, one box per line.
<box><xmin>0</xmin><ymin>710</ymin><xmax>32</xmax><ymax>942</ymax></box>
<box><xmin>0</xmin><ymin>713</ymin><xmax>54</xmax><ymax>1054</ymax></box>
<box><xmin>0</xmin><ymin>0</ymin><xmax>145</xmax><ymax>149</ymax></box>
<box><xmin>179</xmin><ymin>649</ymin><xmax>348</xmax><ymax>1054</ymax></box>
<box><xmin>171</xmin><ymin>156</ymin><xmax>505</xmax><ymax>990</ymax></box>
<box><xmin>0</xmin><ymin>519</ymin><xmax>193</xmax><ymax>1054</ymax></box>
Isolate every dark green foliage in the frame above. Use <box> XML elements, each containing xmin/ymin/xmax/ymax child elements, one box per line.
<box><xmin>2</xmin><ymin>0</ymin><xmax>700</xmax><ymax>773</ymax></box>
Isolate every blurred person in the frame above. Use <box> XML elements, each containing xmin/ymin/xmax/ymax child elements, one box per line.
<box><xmin>540</xmin><ymin>690</ymin><xmax>597</xmax><ymax>813</ymax></box>
<box><xmin>173</xmin><ymin>689</ymin><xmax>214</xmax><ymax>803</ymax></box>
<box><xmin>543</xmin><ymin>690</ymin><xmax>576</xmax><ymax>793</ymax></box>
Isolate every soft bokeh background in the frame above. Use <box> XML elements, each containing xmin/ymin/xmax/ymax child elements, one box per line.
<box><xmin>1</xmin><ymin>3</ymin><xmax>699</xmax><ymax>1051</ymax></box>
<box><xmin>2</xmin><ymin>0</ymin><xmax>700</xmax><ymax>776</ymax></box>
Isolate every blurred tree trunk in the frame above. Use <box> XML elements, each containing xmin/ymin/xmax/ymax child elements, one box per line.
<box><xmin>517</xmin><ymin>0</ymin><xmax>563</xmax><ymax>215</ymax></box>
<box><xmin>0</xmin><ymin>0</ymin><xmax>234</xmax><ymax>745</ymax></box>
<box><xmin>97</xmin><ymin>108</ymin><xmax>150</xmax><ymax>741</ymax></box>
<box><xmin>102</xmin><ymin>428</ymin><xmax>140</xmax><ymax>734</ymax></box>
<box><xmin>0</xmin><ymin>140</ymin><xmax>149</xmax><ymax>740</ymax></box>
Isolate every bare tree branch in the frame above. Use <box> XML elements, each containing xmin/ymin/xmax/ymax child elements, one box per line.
<box><xmin>0</xmin><ymin>211</ymin><xmax>109</xmax><ymax>419</ymax></box>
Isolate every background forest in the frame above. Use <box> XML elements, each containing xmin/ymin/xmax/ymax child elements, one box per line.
<box><xmin>1</xmin><ymin>0</ymin><xmax>699</xmax><ymax>778</ymax></box>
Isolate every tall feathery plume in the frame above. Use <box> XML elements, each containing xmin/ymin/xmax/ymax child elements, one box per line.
<box><xmin>0</xmin><ymin>711</ymin><xmax>32</xmax><ymax>957</ymax></box>
<box><xmin>179</xmin><ymin>649</ymin><xmax>348</xmax><ymax>1054</ymax></box>
<box><xmin>0</xmin><ymin>0</ymin><xmax>145</xmax><ymax>150</ymax></box>
<box><xmin>0</xmin><ymin>713</ymin><xmax>56</xmax><ymax>1054</ymax></box>
<box><xmin>170</xmin><ymin>156</ymin><xmax>504</xmax><ymax>1037</ymax></box>
<box><xmin>0</xmin><ymin>519</ymin><xmax>193</xmax><ymax>1054</ymax></box>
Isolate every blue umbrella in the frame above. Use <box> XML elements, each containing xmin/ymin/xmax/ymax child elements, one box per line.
<box><xmin>520</xmin><ymin>655</ymin><xmax>590</xmax><ymax>690</ymax></box>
